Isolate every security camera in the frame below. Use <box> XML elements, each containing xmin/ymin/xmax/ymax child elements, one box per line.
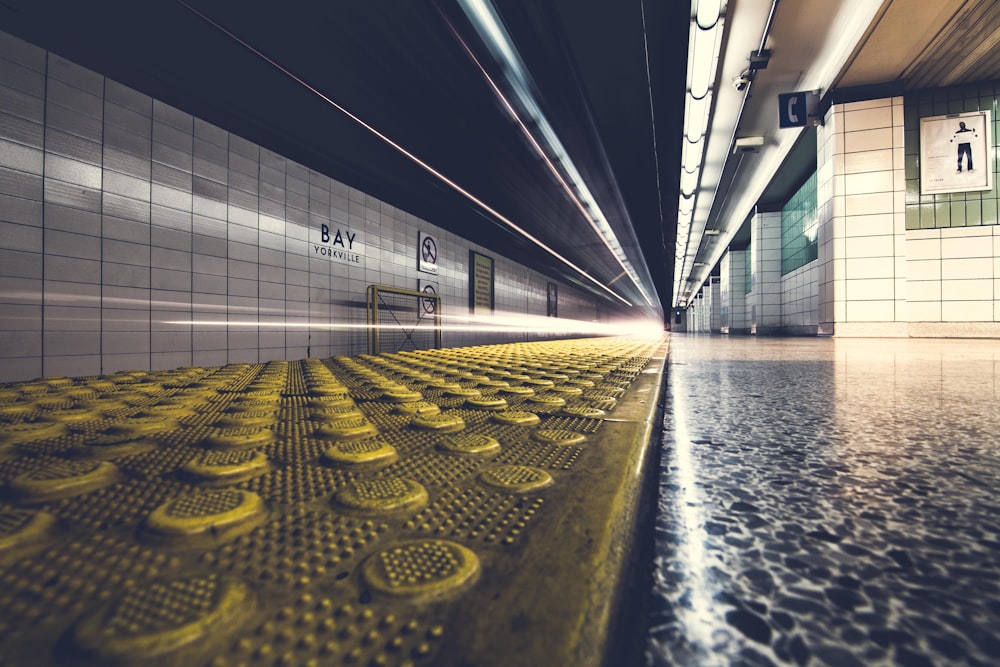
<box><xmin>732</xmin><ymin>69</ymin><xmax>753</xmax><ymax>92</ymax></box>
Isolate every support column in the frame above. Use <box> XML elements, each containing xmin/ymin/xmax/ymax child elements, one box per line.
<box><xmin>709</xmin><ymin>277</ymin><xmax>721</xmax><ymax>332</ymax></box>
<box><xmin>720</xmin><ymin>249</ymin><xmax>749</xmax><ymax>334</ymax></box>
<box><xmin>817</xmin><ymin>96</ymin><xmax>907</xmax><ymax>336</ymax></box>
<box><xmin>750</xmin><ymin>210</ymin><xmax>782</xmax><ymax>334</ymax></box>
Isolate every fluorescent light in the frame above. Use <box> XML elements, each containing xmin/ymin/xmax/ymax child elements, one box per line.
<box><xmin>673</xmin><ymin>0</ymin><xmax>727</xmax><ymax>309</ymax></box>
<box><xmin>679</xmin><ymin>169</ymin><xmax>700</xmax><ymax>195</ymax></box>
<box><xmin>695</xmin><ymin>0</ymin><xmax>726</xmax><ymax>29</ymax></box>
<box><xmin>688</xmin><ymin>26</ymin><xmax>718</xmax><ymax>99</ymax></box>
<box><xmin>681</xmin><ymin>137</ymin><xmax>705</xmax><ymax>173</ymax></box>
<box><xmin>684</xmin><ymin>93</ymin><xmax>711</xmax><ymax>141</ymax></box>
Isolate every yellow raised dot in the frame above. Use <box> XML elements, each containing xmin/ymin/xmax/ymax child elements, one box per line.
<box><xmin>409</xmin><ymin>413</ymin><xmax>465</xmax><ymax>433</ymax></box>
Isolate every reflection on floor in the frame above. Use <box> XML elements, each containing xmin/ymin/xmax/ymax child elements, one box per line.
<box><xmin>648</xmin><ymin>335</ymin><xmax>1000</xmax><ymax>666</ymax></box>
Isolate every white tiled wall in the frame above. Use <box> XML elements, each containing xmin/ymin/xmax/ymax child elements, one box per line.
<box><xmin>906</xmin><ymin>225</ymin><xmax>1000</xmax><ymax>329</ymax></box>
<box><xmin>0</xmin><ymin>31</ymin><xmax>608</xmax><ymax>382</ymax></box>
<box><xmin>816</xmin><ymin>96</ymin><xmax>908</xmax><ymax>336</ymax></box>
<box><xmin>780</xmin><ymin>262</ymin><xmax>818</xmax><ymax>330</ymax></box>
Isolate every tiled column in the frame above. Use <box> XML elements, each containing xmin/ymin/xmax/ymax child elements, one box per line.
<box><xmin>699</xmin><ymin>287</ymin><xmax>710</xmax><ymax>332</ymax></box>
<box><xmin>817</xmin><ymin>96</ymin><xmax>907</xmax><ymax>336</ymax></box>
<box><xmin>720</xmin><ymin>251</ymin><xmax>731</xmax><ymax>332</ymax></box>
<box><xmin>709</xmin><ymin>277</ymin><xmax>721</xmax><ymax>332</ymax></box>
<box><xmin>750</xmin><ymin>210</ymin><xmax>782</xmax><ymax>334</ymax></box>
<box><xmin>720</xmin><ymin>249</ymin><xmax>749</xmax><ymax>334</ymax></box>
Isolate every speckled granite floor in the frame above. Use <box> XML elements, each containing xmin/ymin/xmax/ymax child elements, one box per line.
<box><xmin>646</xmin><ymin>335</ymin><xmax>1000</xmax><ymax>667</ymax></box>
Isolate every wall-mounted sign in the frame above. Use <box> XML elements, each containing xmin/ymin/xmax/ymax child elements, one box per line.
<box><xmin>778</xmin><ymin>91</ymin><xmax>821</xmax><ymax>128</ymax></box>
<box><xmin>469</xmin><ymin>251</ymin><xmax>494</xmax><ymax>316</ymax></box>
<box><xmin>418</xmin><ymin>231</ymin><xmax>438</xmax><ymax>275</ymax></box>
<box><xmin>418</xmin><ymin>279</ymin><xmax>439</xmax><ymax>315</ymax></box>
<box><xmin>313</xmin><ymin>223</ymin><xmax>361</xmax><ymax>263</ymax></box>
<box><xmin>547</xmin><ymin>282</ymin><xmax>558</xmax><ymax>317</ymax></box>
<box><xmin>920</xmin><ymin>110</ymin><xmax>993</xmax><ymax>196</ymax></box>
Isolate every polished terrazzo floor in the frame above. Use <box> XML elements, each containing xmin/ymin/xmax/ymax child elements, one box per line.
<box><xmin>646</xmin><ymin>335</ymin><xmax>1000</xmax><ymax>667</ymax></box>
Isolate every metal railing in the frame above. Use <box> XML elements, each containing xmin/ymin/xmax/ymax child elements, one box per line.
<box><xmin>366</xmin><ymin>285</ymin><xmax>442</xmax><ymax>354</ymax></box>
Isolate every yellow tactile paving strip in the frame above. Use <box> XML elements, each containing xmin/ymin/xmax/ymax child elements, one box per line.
<box><xmin>0</xmin><ymin>335</ymin><xmax>667</xmax><ymax>666</ymax></box>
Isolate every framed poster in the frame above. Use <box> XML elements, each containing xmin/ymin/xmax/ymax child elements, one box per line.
<box><xmin>919</xmin><ymin>110</ymin><xmax>993</xmax><ymax>196</ymax></box>
<box><xmin>547</xmin><ymin>282</ymin><xmax>558</xmax><ymax>317</ymax></box>
<box><xmin>469</xmin><ymin>251</ymin><xmax>494</xmax><ymax>316</ymax></box>
<box><xmin>417</xmin><ymin>231</ymin><xmax>438</xmax><ymax>275</ymax></box>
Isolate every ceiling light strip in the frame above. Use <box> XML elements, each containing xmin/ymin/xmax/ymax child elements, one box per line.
<box><xmin>175</xmin><ymin>0</ymin><xmax>632</xmax><ymax>307</ymax></box>
<box><xmin>673</xmin><ymin>0</ymin><xmax>727</xmax><ymax>307</ymax></box>
<box><xmin>455</xmin><ymin>0</ymin><xmax>657</xmax><ymax>309</ymax></box>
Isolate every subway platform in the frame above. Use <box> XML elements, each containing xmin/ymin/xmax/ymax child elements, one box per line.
<box><xmin>0</xmin><ymin>335</ymin><xmax>667</xmax><ymax>667</ymax></box>
<box><xmin>647</xmin><ymin>335</ymin><xmax>1000</xmax><ymax>666</ymax></box>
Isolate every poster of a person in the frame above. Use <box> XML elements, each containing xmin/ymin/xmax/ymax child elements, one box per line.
<box><xmin>952</xmin><ymin>121</ymin><xmax>977</xmax><ymax>172</ymax></box>
<box><xmin>920</xmin><ymin>110</ymin><xmax>992</xmax><ymax>195</ymax></box>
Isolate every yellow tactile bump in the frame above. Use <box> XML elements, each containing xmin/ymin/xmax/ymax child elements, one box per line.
<box><xmin>524</xmin><ymin>394</ymin><xmax>567</xmax><ymax>413</ymax></box>
<box><xmin>437</xmin><ymin>433</ymin><xmax>501</xmax><ymax>456</ymax></box>
<box><xmin>0</xmin><ymin>508</ymin><xmax>56</xmax><ymax>563</ymax></box>
<box><xmin>361</xmin><ymin>539</ymin><xmax>479</xmax><ymax>601</ymax></box>
<box><xmin>392</xmin><ymin>401</ymin><xmax>441</xmax><ymax>417</ymax></box>
<box><xmin>203</xmin><ymin>426</ymin><xmax>276</xmax><ymax>450</ymax></box>
<box><xmin>442</xmin><ymin>387</ymin><xmax>482</xmax><ymax>399</ymax></box>
<box><xmin>5</xmin><ymin>460</ymin><xmax>122</xmax><ymax>502</ymax></box>
<box><xmin>310</xmin><ymin>406</ymin><xmax>367</xmax><ymax>422</ymax></box>
<box><xmin>181</xmin><ymin>450</ymin><xmax>271</xmax><ymax>486</ymax></box>
<box><xmin>71</xmin><ymin>433</ymin><xmax>157</xmax><ymax>460</ymax></box>
<box><xmin>378</xmin><ymin>388</ymin><xmax>424</xmax><ymax>403</ymax></box>
<box><xmin>0</xmin><ymin>403</ymin><xmax>37</xmax><ymax>420</ymax></box>
<box><xmin>66</xmin><ymin>573</ymin><xmax>255</xmax><ymax>665</ymax></box>
<box><xmin>547</xmin><ymin>385</ymin><xmax>583</xmax><ymax>396</ymax></box>
<box><xmin>322</xmin><ymin>439</ymin><xmax>399</xmax><ymax>468</ymax></box>
<box><xmin>532</xmin><ymin>428</ymin><xmax>588</xmax><ymax>446</ymax></box>
<box><xmin>141</xmin><ymin>489</ymin><xmax>268</xmax><ymax>545</ymax></box>
<box><xmin>465</xmin><ymin>396</ymin><xmax>508</xmax><ymax>411</ymax></box>
<box><xmin>39</xmin><ymin>405</ymin><xmax>99</xmax><ymax>424</ymax></box>
<box><xmin>333</xmin><ymin>478</ymin><xmax>429</xmax><ymax>514</ymax></box>
<box><xmin>0</xmin><ymin>420</ymin><xmax>67</xmax><ymax>444</ymax></box>
<box><xmin>425</xmin><ymin>380</ymin><xmax>462</xmax><ymax>392</ymax></box>
<box><xmin>409</xmin><ymin>412</ymin><xmax>466</xmax><ymax>433</ymax></box>
<box><xmin>497</xmin><ymin>385</ymin><xmax>534</xmax><ymax>397</ymax></box>
<box><xmin>478</xmin><ymin>464</ymin><xmax>554</xmax><ymax>493</ymax></box>
<box><xmin>314</xmin><ymin>419</ymin><xmax>379</xmax><ymax>441</ymax></box>
<box><xmin>304</xmin><ymin>395</ymin><xmax>356</xmax><ymax>409</ymax></box>
<box><xmin>491</xmin><ymin>410</ymin><xmax>541</xmax><ymax>426</ymax></box>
